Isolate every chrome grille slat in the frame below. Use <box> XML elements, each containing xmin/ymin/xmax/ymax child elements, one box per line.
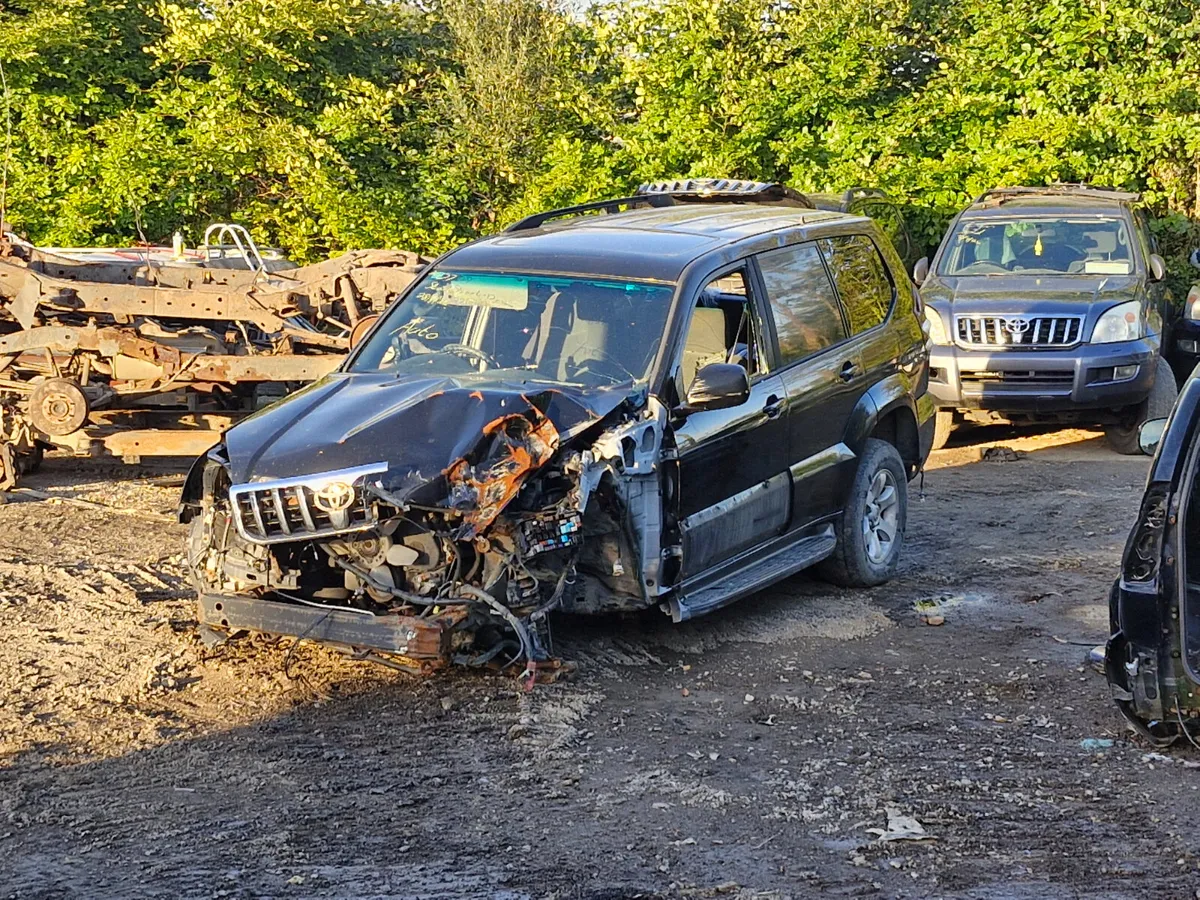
<box><xmin>955</xmin><ymin>314</ymin><xmax>1084</xmax><ymax>349</ymax></box>
<box><xmin>270</xmin><ymin>488</ymin><xmax>291</xmax><ymax>535</ymax></box>
<box><xmin>228</xmin><ymin>461</ymin><xmax>389</xmax><ymax>545</ymax></box>
<box><xmin>294</xmin><ymin>485</ymin><xmax>317</xmax><ymax>532</ymax></box>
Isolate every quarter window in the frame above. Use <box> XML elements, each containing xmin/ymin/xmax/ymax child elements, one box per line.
<box><xmin>757</xmin><ymin>242</ymin><xmax>847</xmax><ymax>366</ymax></box>
<box><xmin>820</xmin><ymin>235</ymin><xmax>894</xmax><ymax>336</ymax></box>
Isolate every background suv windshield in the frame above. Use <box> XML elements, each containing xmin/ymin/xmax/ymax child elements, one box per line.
<box><xmin>938</xmin><ymin>216</ymin><xmax>1134</xmax><ymax>276</ymax></box>
<box><xmin>349</xmin><ymin>268</ymin><xmax>675</xmax><ymax>388</ymax></box>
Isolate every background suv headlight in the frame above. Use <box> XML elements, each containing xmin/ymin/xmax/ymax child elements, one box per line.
<box><xmin>1092</xmin><ymin>300</ymin><xmax>1142</xmax><ymax>344</ymax></box>
<box><xmin>1185</xmin><ymin>285</ymin><xmax>1200</xmax><ymax>321</ymax></box>
<box><xmin>924</xmin><ymin>307</ymin><xmax>950</xmax><ymax>345</ymax></box>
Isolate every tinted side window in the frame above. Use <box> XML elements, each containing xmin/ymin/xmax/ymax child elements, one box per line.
<box><xmin>757</xmin><ymin>242</ymin><xmax>847</xmax><ymax>366</ymax></box>
<box><xmin>820</xmin><ymin>235</ymin><xmax>894</xmax><ymax>336</ymax></box>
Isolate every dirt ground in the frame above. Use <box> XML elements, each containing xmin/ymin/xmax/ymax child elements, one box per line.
<box><xmin>2</xmin><ymin>427</ymin><xmax>1199</xmax><ymax>899</ymax></box>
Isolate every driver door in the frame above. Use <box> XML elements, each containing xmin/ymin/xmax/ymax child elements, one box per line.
<box><xmin>672</xmin><ymin>265</ymin><xmax>793</xmax><ymax>579</ymax></box>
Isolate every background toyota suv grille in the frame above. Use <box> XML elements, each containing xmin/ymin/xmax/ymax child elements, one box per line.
<box><xmin>228</xmin><ymin>462</ymin><xmax>388</xmax><ymax>544</ymax></box>
<box><xmin>955</xmin><ymin>315</ymin><xmax>1083</xmax><ymax>348</ymax></box>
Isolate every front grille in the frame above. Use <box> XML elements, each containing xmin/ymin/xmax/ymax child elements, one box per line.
<box><xmin>229</xmin><ymin>462</ymin><xmax>388</xmax><ymax>544</ymax></box>
<box><xmin>955</xmin><ymin>315</ymin><xmax>1083</xmax><ymax>349</ymax></box>
<box><xmin>960</xmin><ymin>369</ymin><xmax>1074</xmax><ymax>386</ymax></box>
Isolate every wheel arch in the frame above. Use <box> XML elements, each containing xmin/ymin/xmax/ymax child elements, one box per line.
<box><xmin>846</xmin><ymin>375</ymin><xmax>922</xmax><ymax>476</ymax></box>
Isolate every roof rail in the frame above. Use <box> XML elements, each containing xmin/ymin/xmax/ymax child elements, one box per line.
<box><xmin>840</xmin><ymin>186</ymin><xmax>888</xmax><ymax>204</ymax></box>
<box><xmin>505</xmin><ymin>194</ymin><xmax>676</xmax><ymax>233</ymax></box>
<box><xmin>638</xmin><ymin>178</ymin><xmax>814</xmax><ymax>208</ymax></box>
<box><xmin>974</xmin><ymin>184</ymin><xmax>1141</xmax><ymax>205</ymax></box>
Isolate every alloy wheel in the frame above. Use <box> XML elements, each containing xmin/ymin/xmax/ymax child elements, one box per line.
<box><xmin>861</xmin><ymin>468</ymin><xmax>900</xmax><ymax>564</ymax></box>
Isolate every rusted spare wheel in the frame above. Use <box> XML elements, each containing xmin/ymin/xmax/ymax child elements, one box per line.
<box><xmin>28</xmin><ymin>378</ymin><xmax>89</xmax><ymax>436</ymax></box>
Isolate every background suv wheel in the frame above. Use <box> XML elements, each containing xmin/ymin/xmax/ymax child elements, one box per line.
<box><xmin>819</xmin><ymin>438</ymin><xmax>908</xmax><ymax>587</ymax></box>
<box><xmin>931</xmin><ymin>410</ymin><xmax>955</xmax><ymax>450</ymax></box>
<box><xmin>1105</xmin><ymin>357</ymin><xmax>1178</xmax><ymax>455</ymax></box>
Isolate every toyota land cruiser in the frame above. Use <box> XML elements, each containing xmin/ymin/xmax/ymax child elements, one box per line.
<box><xmin>179</xmin><ymin>180</ymin><xmax>934</xmax><ymax>676</ymax></box>
<box><xmin>918</xmin><ymin>185</ymin><xmax>1178</xmax><ymax>453</ymax></box>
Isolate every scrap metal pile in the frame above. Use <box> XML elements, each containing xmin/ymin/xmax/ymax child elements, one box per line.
<box><xmin>0</xmin><ymin>226</ymin><xmax>425</xmax><ymax>488</ymax></box>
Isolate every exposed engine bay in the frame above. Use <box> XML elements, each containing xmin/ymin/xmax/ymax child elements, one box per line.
<box><xmin>181</xmin><ymin>384</ymin><xmax>675</xmax><ymax>680</ymax></box>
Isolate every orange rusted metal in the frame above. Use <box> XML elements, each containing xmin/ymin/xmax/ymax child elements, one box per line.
<box><xmin>444</xmin><ymin>404</ymin><xmax>559</xmax><ymax>536</ymax></box>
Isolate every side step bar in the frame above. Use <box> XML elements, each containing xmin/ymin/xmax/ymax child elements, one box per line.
<box><xmin>667</xmin><ymin>525</ymin><xmax>837</xmax><ymax>622</ymax></box>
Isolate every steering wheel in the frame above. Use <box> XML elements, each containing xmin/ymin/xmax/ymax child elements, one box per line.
<box><xmin>568</xmin><ymin>349</ymin><xmax>637</xmax><ymax>384</ymax></box>
<box><xmin>957</xmin><ymin>261</ymin><xmax>1009</xmax><ymax>275</ymax></box>
<box><xmin>441</xmin><ymin>343</ymin><xmax>499</xmax><ymax>371</ymax></box>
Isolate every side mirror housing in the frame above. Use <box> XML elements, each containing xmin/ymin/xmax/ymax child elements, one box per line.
<box><xmin>1190</xmin><ymin>248</ymin><xmax>1200</xmax><ymax>271</ymax></box>
<box><xmin>681</xmin><ymin>363</ymin><xmax>750</xmax><ymax>414</ymax></box>
<box><xmin>349</xmin><ymin>314</ymin><xmax>380</xmax><ymax>350</ymax></box>
<box><xmin>1150</xmin><ymin>253</ymin><xmax>1167</xmax><ymax>283</ymax></box>
<box><xmin>913</xmin><ymin>257</ymin><xmax>930</xmax><ymax>286</ymax></box>
<box><xmin>1138</xmin><ymin>417</ymin><xmax>1168</xmax><ymax>456</ymax></box>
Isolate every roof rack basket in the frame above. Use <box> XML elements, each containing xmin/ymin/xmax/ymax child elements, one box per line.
<box><xmin>505</xmin><ymin>178</ymin><xmax>814</xmax><ymax>233</ymax></box>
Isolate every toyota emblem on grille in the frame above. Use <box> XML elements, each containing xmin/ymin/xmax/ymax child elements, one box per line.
<box><xmin>312</xmin><ymin>481</ymin><xmax>356</xmax><ymax>514</ymax></box>
<box><xmin>1004</xmin><ymin>317</ymin><xmax>1031</xmax><ymax>334</ymax></box>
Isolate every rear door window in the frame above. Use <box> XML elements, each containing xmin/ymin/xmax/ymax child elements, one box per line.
<box><xmin>756</xmin><ymin>242</ymin><xmax>848</xmax><ymax>366</ymax></box>
<box><xmin>820</xmin><ymin>235</ymin><xmax>895</xmax><ymax>336</ymax></box>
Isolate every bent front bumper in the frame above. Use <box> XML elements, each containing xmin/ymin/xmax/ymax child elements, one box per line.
<box><xmin>928</xmin><ymin>338</ymin><xmax>1158</xmax><ymax>414</ymax></box>
<box><xmin>198</xmin><ymin>593</ymin><xmax>461</xmax><ymax>674</ymax></box>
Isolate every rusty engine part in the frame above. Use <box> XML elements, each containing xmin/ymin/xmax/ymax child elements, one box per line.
<box><xmin>0</xmin><ymin>230</ymin><xmax>425</xmax><ymax>485</ymax></box>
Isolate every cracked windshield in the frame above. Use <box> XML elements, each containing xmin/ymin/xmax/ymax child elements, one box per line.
<box><xmin>939</xmin><ymin>216</ymin><xmax>1134</xmax><ymax>276</ymax></box>
<box><xmin>349</xmin><ymin>269</ymin><xmax>675</xmax><ymax>387</ymax></box>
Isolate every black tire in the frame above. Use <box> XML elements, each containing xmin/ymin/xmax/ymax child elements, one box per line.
<box><xmin>1105</xmin><ymin>357</ymin><xmax>1179</xmax><ymax>455</ymax></box>
<box><xmin>818</xmin><ymin>438</ymin><xmax>908</xmax><ymax>588</ymax></box>
<box><xmin>930</xmin><ymin>410</ymin><xmax>955</xmax><ymax>451</ymax></box>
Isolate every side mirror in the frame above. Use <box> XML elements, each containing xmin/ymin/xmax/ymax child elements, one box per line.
<box><xmin>912</xmin><ymin>257</ymin><xmax>930</xmax><ymax>286</ymax></box>
<box><xmin>1190</xmin><ymin>249</ymin><xmax>1200</xmax><ymax>271</ymax></box>
<box><xmin>1138</xmin><ymin>417</ymin><xmax>1168</xmax><ymax>456</ymax></box>
<box><xmin>1150</xmin><ymin>253</ymin><xmax>1167</xmax><ymax>283</ymax></box>
<box><xmin>682</xmin><ymin>363</ymin><xmax>750</xmax><ymax>413</ymax></box>
<box><xmin>349</xmin><ymin>314</ymin><xmax>379</xmax><ymax>350</ymax></box>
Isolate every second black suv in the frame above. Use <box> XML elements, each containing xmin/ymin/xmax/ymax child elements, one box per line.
<box><xmin>918</xmin><ymin>185</ymin><xmax>1178</xmax><ymax>453</ymax></box>
<box><xmin>180</xmin><ymin>180</ymin><xmax>934</xmax><ymax>675</ymax></box>
<box><xmin>808</xmin><ymin>187</ymin><xmax>919</xmax><ymax>272</ymax></box>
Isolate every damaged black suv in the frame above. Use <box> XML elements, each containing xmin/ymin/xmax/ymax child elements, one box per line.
<box><xmin>180</xmin><ymin>180</ymin><xmax>935</xmax><ymax>675</ymax></box>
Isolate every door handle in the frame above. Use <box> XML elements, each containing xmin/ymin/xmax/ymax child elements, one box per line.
<box><xmin>763</xmin><ymin>394</ymin><xmax>784</xmax><ymax>418</ymax></box>
<box><xmin>839</xmin><ymin>360</ymin><xmax>862</xmax><ymax>382</ymax></box>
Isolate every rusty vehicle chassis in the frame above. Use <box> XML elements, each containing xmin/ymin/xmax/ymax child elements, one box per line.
<box><xmin>0</xmin><ymin>236</ymin><xmax>423</xmax><ymax>487</ymax></box>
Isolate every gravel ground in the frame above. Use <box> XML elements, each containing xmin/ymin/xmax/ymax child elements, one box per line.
<box><xmin>2</xmin><ymin>427</ymin><xmax>1199</xmax><ymax>899</ymax></box>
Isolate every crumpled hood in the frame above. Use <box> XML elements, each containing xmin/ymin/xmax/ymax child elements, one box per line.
<box><xmin>222</xmin><ymin>372</ymin><xmax>633</xmax><ymax>493</ymax></box>
<box><xmin>923</xmin><ymin>274</ymin><xmax>1141</xmax><ymax>316</ymax></box>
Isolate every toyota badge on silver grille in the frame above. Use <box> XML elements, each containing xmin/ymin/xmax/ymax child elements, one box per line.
<box><xmin>312</xmin><ymin>481</ymin><xmax>356</xmax><ymax>514</ymax></box>
<box><xmin>1004</xmin><ymin>317</ymin><xmax>1031</xmax><ymax>334</ymax></box>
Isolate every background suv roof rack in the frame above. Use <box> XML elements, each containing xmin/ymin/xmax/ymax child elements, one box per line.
<box><xmin>840</xmin><ymin>186</ymin><xmax>889</xmax><ymax>203</ymax></box>
<box><xmin>974</xmin><ymin>184</ymin><xmax>1141</xmax><ymax>205</ymax></box>
<box><xmin>638</xmin><ymin>178</ymin><xmax>814</xmax><ymax>208</ymax></box>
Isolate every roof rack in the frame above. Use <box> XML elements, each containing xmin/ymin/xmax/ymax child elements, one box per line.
<box><xmin>974</xmin><ymin>184</ymin><xmax>1141</xmax><ymax>205</ymax></box>
<box><xmin>638</xmin><ymin>178</ymin><xmax>814</xmax><ymax>208</ymax></box>
<box><xmin>505</xmin><ymin>194</ymin><xmax>677</xmax><ymax>233</ymax></box>
<box><xmin>505</xmin><ymin>178</ymin><xmax>814</xmax><ymax>233</ymax></box>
